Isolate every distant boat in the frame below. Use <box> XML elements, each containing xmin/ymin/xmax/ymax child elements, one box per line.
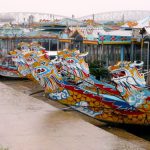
<box><xmin>0</xmin><ymin>55</ymin><xmax>21</xmax><ymax>78</ymax></box>
<box><xmin>0</xmin><ymin>42</ymin><xmax>58</xmax><ymax>78</ymax></box>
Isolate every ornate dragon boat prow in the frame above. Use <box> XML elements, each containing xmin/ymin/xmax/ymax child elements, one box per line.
<box><xmin>108</xmin><ymin>61</ymin><xmax>150</xmax><ymax>110</ymax></box>
<box><xmin>109</xmin><ymin>61</ymin><xmax>146</xmax><ymax>88</ymax></box>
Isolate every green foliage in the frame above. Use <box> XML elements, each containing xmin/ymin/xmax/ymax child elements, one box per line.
<box><xmin>88</xmin><ymin>60</ymin><xmax>110</xmax><ymax>80</ymax></box>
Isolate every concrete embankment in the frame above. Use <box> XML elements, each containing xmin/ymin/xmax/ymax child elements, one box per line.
<box><xmin>0</xmin><ymin>81</ymin><xmax>148</xmax><ymax>150</ymax></box>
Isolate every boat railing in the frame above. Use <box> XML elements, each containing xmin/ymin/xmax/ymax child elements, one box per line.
<box><xmin>61</xmin><ymin>65</ymin><xmax>101</xmax><ymax>96</ymax></box>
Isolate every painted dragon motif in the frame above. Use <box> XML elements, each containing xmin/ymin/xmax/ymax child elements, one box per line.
<box><xmin>108</xmin><ymin>61</ymin><xmax>150</xmax><ymax>111</ymax></box>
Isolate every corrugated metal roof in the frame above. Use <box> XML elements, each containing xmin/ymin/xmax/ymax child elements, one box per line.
<box><xmin>69</xmin><ymin>27</ymin><xmax>106</xmax><ymax>39</ymax></box>
<box><xmin>0</xmin><ymin>26</ymin><xmax>57</xmax><ymax>38</ymax></box>
<box><xmin>68</xmin><ymin>27</ymin><xmax>131</xmax><ymax>40</ymax></box>
<box><xmin>105</xmin><ymin>30</ymin><xmax>132</xmax><ymax>36</ymax></box>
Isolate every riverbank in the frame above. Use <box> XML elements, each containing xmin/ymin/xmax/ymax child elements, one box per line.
<box><xmin>0</xmin><ymin>78</ymin><xmax>150</xmax><ymax>150</ymax></box>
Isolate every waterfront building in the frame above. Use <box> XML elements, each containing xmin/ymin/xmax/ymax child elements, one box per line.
<box><xmin>0</xmin><ymin>24</ymin><xmax>59</xmax><ymax>57</ymax></box>
<box><xmin>0</xmin><ymin>19</ymin><xmax>148</xmax><ymax>70</ymax></box>
<box><xmin>59</xmin><ymin>26</ymin><xmax>141</xmax><ymax>66</ymax></box>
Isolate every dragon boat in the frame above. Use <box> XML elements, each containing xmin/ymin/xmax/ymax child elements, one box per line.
<box><xmin>0</xmin><ymin>42</ymin><xmax>47</xmax><ymax>78</ymax></box>
<box><xmin>10</xmin><ymin>42</ymin><xmax>150</xmax><ymax>125</ymax></box>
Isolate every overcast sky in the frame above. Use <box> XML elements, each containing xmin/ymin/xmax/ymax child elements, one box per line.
<box><xmin>0</xmin><ymin>0</ymin><xmax>149</xmax><ymax>17</ymax></box>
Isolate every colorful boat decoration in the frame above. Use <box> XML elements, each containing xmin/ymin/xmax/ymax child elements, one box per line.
<box><xmin>0</xmin><ymin>42</ymin><xmax>48</xmax><ymax>78</ymax></box>
<box><xmin>0</xmin><ymin>54</ymin><xmax>21</xmax><ymax>77</ymax></box>
<box><xmin>10</xmin><ymin>42</ymin><xmax>150</xmax><ymax>125</ymax></box>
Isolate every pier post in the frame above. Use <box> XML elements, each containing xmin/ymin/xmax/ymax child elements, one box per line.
<box><xmin>121</xmin><ymin>45</ymin><xmax>124</xmax><ymax>67</ymax></box>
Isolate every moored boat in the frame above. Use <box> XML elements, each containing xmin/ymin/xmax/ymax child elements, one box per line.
<box><xmin>10</xmin><ymin>43</ymin><xmax>150</xmax><ymax>125</ymax></box>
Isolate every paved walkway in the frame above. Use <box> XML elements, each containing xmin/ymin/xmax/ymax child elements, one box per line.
<box><xmin>0</xmin><ymin>82</ymin><xmax>146</xmax><ymax>150</ymax></box>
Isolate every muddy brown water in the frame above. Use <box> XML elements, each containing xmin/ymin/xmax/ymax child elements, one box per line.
<box><xmin>0</xmin><ymin>76</ymin><xmax>150</xmax><ymax>149</ymax></box>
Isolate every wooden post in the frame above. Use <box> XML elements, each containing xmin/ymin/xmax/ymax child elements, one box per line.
<box><xmin>121</xmin><ymin>45</ymin><xmax>124</xmax><ymax>67</ymax></box>
<box><xmin>49</xmin><ymin>39</ymin><xmax>51</xmax><ymax>51</ymax></box>
<box><xmin>145</xmin><ymin>41</ymin><xmax>150</xmax><ymax>84</ymax></box>
<box><xmin>57</xmin><ymin>39</ymin><xmax>59</xmax><ymax>51</ymax></box>
<box><xmin>131</xmin><ymin>41</ymin><xmax>134</xmax><ymax>62</ymax></box>
<box><xmin>141</xmin><ymin>38</ymin><xmax>144</xmax><ymax>61</ymax></box>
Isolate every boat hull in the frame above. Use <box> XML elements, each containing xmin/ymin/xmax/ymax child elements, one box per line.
<box><xmin>47</xmin><ymin>80</ymin><xmax>150</xmax><ymax>125</ymax></box>
<box><xmin>0</xmin><ymin>66</ymin><xmax>20</xmax><ymax>78</ymax></box>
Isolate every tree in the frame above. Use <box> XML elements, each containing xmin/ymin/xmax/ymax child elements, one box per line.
<box><xmin>88</xmin><ymin>60</ymin><xmax>110</xmax><ymax>80</ymax></box>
